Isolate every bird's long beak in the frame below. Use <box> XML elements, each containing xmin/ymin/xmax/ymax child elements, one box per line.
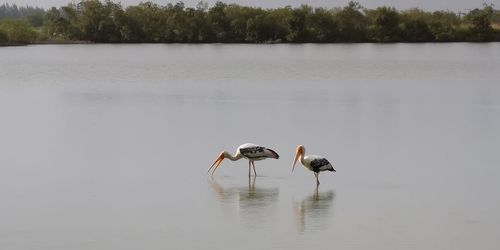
<box><xmin>208</xmin><ymin>152</ymin><xmax>225</xmax><ymax>175</ymax></box>
<box><xmin>292</xmin><ymin>150</ymin><xmax>301</xmax><ymax>172</ymax></box>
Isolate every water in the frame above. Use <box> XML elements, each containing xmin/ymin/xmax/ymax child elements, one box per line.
<box><xmin>1</xmin><ymin>43</ymin><xmax>499</xmax><ymax>250</ymax></box>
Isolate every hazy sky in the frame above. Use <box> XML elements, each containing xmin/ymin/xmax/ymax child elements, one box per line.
<box><xmin>2</xmin><ymin>0</ymin><xmax>498</xmax><ymax>11</ymax></box>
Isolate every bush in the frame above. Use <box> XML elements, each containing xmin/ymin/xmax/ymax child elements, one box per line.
<box><xmin>0</xmin><ymin>19</ymin><xmax>37</xmax><ymax>43</ymax></box>
<box><xmin>0</xmin><ymin>29</ymin><xmax>8</xmax><ymax>42</ymax></box>
<box><xmin>400</xmin><ymin>19</ymin><xmax>434</xmax><ymax>42</ymax></box>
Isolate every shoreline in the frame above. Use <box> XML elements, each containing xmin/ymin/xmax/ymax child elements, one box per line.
<box><xmin>2</xmin><ymin>41</ymin><xmax>500</xmax><ymax>47</ymax></box>
<box><xmin>0</xmin><ymin>40</ymin><xmax>94</xmax><ymax>47</ymax></box>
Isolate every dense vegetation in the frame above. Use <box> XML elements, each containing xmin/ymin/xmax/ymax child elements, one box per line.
<box><xmin>1</xmin><ymin>1</ymin><xmax>500</xmax><ymax>45</ymax></box>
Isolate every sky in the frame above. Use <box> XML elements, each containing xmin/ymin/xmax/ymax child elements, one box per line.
<box><xmin>1</xmin><ymin>0</ymin><xmax>498</xmax><ymax>11</ymax></box>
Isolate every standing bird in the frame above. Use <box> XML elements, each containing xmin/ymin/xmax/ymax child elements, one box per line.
<box><xmin>208</xmin><ymin>143</ymin><xmax>280</xmax><ymax>176</ymax></box>
<box><xmin>292</xmin><ymin>145</ymin><xmax>336</xmax><ymax>185</ymax></box>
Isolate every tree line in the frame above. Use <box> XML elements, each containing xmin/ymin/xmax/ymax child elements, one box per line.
<box><xmin>1</xmin><ymin>1</ymin><xmax>500</xmax><ymax>44</ymax></box>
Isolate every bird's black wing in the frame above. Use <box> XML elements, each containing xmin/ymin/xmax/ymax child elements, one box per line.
<box><xmin>310</xmin><ymin>158</ymin><xmax>332</xmax><ymax>172</ymax></box>
<box><xmin>239</xmin><ymin>146</ymin><xmax>266</xmax><ymax>159</ymax></box>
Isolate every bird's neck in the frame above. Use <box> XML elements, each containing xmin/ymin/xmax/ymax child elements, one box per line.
<box><xmin>300</xmin><ymin>152</ymin><xmax>306</xmax><ymax>165</ymax></box>
<box><xmin>300</xmin><ymin>148</ymin><xmax>306</xmax><ymax>165</ymax></box>
<box><xmin>224</xmin><ymin>151</ymin><xmax>242</xmax><ymax>161</ymax></box>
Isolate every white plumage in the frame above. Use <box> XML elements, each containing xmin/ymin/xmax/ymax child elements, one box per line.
<box><xmin>292</xmin><ymin>145</ymin><xmax>336</xmax><ymax>185</ymax></box>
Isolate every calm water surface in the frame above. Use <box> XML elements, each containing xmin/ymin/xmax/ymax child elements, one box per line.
<box><xmin>1</xmin><ymin>44</ymin><xmax>499</xmax><ymax>250</ymax></box>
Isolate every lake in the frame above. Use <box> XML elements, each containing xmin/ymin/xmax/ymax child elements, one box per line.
<box><xmin>1</xmin><ymin>43</ymin><xmax>499</xmax><ymax>250</ymax></box>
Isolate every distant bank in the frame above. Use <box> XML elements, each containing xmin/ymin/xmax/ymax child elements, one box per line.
<box><xmin>1</xmin><ymin>1</ymin><xmax>500</xmax><ymax>46</ymax></box>
<box><xmin>0</xmin><ymin>40</ymin><xmax>93</xmax><ymax>46</ymax></box>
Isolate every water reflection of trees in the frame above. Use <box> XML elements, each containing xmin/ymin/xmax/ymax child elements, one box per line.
<box><xmin>208</xmin><ymin>177</ymin><xmax>280</xmax><ymax>227</ymax></box>
<box><xmin>293</xmin><ymin>187</ymin><xmax>336</xmax><ymax>233</ymax></box>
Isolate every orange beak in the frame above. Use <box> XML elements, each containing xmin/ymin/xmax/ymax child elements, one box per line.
<box><xmin>292</xmin><ymin>148</ymin><xmax>301</xmax><ymax>172</ymax></box>
<box><xmin>208</xmin><ymin>152</ymin><xmax>225</xmax><ymax>175</ymax></box>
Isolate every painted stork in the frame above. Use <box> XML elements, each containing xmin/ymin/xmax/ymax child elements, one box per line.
<box><xmin>292</xmin><ymin>145</ymin><xmax>336</xmax><ymax>185</ymax></box>
<box><xmin>208</xmin><ymin>143</ymin><xmax>280</xmax><ymax>176</ymax></box>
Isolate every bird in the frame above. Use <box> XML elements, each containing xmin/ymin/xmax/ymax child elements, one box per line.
<box><xmin>292</xmin><ymin>145</ymin><xmax>336</xmax><ymax>185</ymax></box>
<box><xmin>208</xmin><ymin>143</ymin><xmax>279</xmax><ymax>176</ymax></box>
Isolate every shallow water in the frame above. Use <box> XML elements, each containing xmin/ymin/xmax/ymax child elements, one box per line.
<box><xmin>1</xmin><ymin>43</ymin><xmax>499</xmax><ymax>250</ymax></box>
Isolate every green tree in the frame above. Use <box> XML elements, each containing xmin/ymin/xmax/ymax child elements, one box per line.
<box><xmin>335</xmin><ymin>1</ymin><xmax>367</xmax><ymax>42</ymax></box>
<box><xmin>308</xmin><ymin>8</ymin><xmax>338</xmax><ymax>42</ymax></box>
<box><xmin>245</xmin><ymin>7</ymin><xmax>289</xmax><ymax>43</ymax></box>
<box><xmin>4</xmin><ymin>0</ymin><xmax>500</xmax><ymax>44</ymax></box>
<box><xmin>466</xmin><ymin>5</ymin><xmax>495</xmax><ymax>41</ymax></box>
<box><xmin>208</xmin><ymin>1</ymin><xmax>229</xmax><ymax>41</ymax></box>
<box><xmin>366</xmin><ymin>6</ymin><xmax>401</xmax><ymax>42</ymax></box>
<box><xmin>225</xmin><ymin>4</ymin><xmax>262</xmax><ymax>42</ymax></box>
<box><xmin>76</xmin><ymin>0</ymin><xmax>123</xmax><ymax>42</ymax></box>
<box><xmin>186</xmin><ymin>3</ymin><xmax>215</xmax><ymax>42</ymax></box>
<box><xmin>27</xmin><ymin>11</ymin><xmax>45</xmax><ymax>27</ymax></box>
<box><xmin>287</xmin><ymin>5</ymin><xmax>311</xmax><ymax>42</ymax></box>
<box><xmin>43</xmin><ymin>6</ymin><xmax>77</xmax><ymax>40</ymax></box>
<box><xmin>124</xmin><ymin>1</ymin><xmax>172</xmax><ymax>42</ymax></box>
<box><xmin>0</xmin><ymin>29</ymin><xmax>7</xmax><ymax>42</ymax></box>
<box><xmin>400</xmin><ymin>8</ymin><xmax>434</xmax><ymax>42</ymax></box>
<box><xmin>399</xmin><ymin>19</ymin><xmax>433</xmax><ymax>42</ymax></box>
<box><xmin>427</xmin><ymin>10</ymin><xmax>460</xmax><ymax>41</ymax></box>
<box><xmin>166</xmin><ymin>2</ymin><xmax>191</xmax><ymax>42</ymax></box>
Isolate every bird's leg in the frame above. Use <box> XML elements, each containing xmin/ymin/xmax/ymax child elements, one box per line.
<box><xmin>248</xmin><ymin>161</ymin><xmax>251</xmax><ymax>177</ymax></box>
<box><xmin>315</xmin><ymin>172</ymin><xmax>320</xmax><ymax>186</ymax></box>
<box><xmin>251</xmin><ymin>161</ymin><xmax>257</xmax><ymax>176</ymax></box>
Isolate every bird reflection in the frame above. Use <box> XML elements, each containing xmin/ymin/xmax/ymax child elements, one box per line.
<box><xmin>293</xmin><ymin>187</ymin><xmax>336</xmax><ymax>233</ymax></box>
<box><xmin>208</xmin><ymin>176</ymin><xmax>279</xmax><ymax>227</ymax></box>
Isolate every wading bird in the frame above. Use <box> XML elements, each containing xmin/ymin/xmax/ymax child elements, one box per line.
<box><xmin>208</xmin><ymin>143</ymin><xmax>279</xmax><ymax>176</ymax></box>
<box><xmin>292</xmin><ymin>145</ymin><xmax>336</xmax><ymax>185</ymax></box>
